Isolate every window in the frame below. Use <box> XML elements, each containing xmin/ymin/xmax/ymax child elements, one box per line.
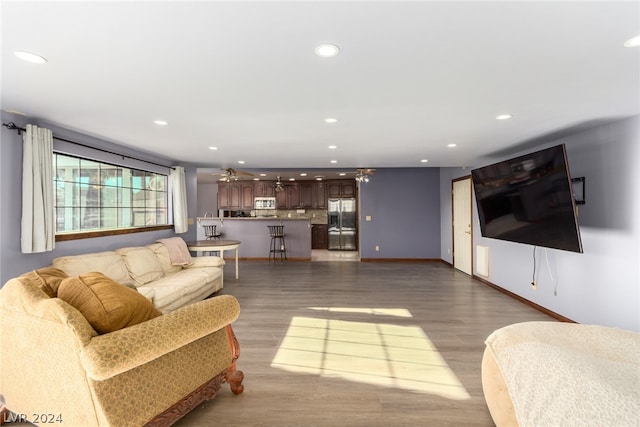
<box><xmin>54</xmin><ymin>153</ymin><xmax>169</xmax><ymax>234</ymax></box>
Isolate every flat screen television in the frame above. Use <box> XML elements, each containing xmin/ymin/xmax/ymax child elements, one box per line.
<box><xmin>471</xmin><ymin>144</ymin><xmax>583</xmax><ymax>253</ymax></box>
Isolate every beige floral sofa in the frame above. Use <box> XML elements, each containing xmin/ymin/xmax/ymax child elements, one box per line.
<box><xmin>51</xmin><ymin>239</ymin><xmax>224</xmax><ymax>313</ymax></box>
<box><xmin>0</xmin><ymin>265</ymin><xmax>244</xmax><ymax>426</ymax></box>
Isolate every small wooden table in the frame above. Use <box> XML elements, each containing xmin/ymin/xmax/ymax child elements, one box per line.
<box><xmin>186</xmin><ymin>240</ymin><xmax>241</xmax><ymax>279</ymax></box>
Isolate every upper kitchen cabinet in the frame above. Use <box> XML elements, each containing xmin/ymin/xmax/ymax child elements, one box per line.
<box><xmin>254</xmin><ymin>182</ymin><xmax>275</xmax><ymax>197</ymax></box>
<box><xmin>241</xmin><ymin>183</ymin><xmax>254</xmax><ymax>210</ymax></box>
<box><xmin>218</xmin><ymin>182</ymin><xmax>241</xmax><ymax>209</ymax></box>
<box><xmin>313</xmin><ymin>182</ymin><xmax>327</xmax><ymax>209</ymax></box>
<box><xmin>298</xmin><ymin>183</ymin><xmax>313</xmax><ymax>208</ymax></box>
<box><xmin>327</xmin><ymin>180</ymin><xmax>356</xmax><ymax>198</ymax></box>
<box><xmin>277</xmin><ymin>182</ymin><xmax>327</xmax><ymax>209</ymax></box>
<box><xmin>218</xmin><ymin>182</ymin><xmax>253</xmax><ymax>210</ymax></box>
<box><xmin>275</xmin><ymin>185</ymin><xmax>288</xmax><ymax>209</ymax></box>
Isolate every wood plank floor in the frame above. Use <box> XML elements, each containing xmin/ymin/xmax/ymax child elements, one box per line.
<box><xmin>176</xmin><ymin>261</ymin><xmax>554</xmax><ymax>427</ymax></box>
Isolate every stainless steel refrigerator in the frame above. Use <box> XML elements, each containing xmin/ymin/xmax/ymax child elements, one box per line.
<box><xmin>328</xmin><ymin>197</ymin><xmax>357</xmax><ymax>250</ymax></box>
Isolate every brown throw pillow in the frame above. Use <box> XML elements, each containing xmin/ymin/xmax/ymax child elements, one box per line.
<box><xmin>20</xmin><ymin>267</ymin><xmax>68</xmax><ymax>298</ymax></box>
<box><xmin>57</xmin><ymin>272</ymin><xmax>161</xmax><ymax>334</ymax></box>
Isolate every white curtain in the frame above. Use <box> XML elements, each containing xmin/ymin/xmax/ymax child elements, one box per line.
<box><xmin>171</xmin><ymin>166</ymin><xmax>188</xmax><ymax>234</ymax></box>
<box><xmin>21</xmin><ymin>124</ymin><xmax>55</xmax><ymax>253</ymax></box>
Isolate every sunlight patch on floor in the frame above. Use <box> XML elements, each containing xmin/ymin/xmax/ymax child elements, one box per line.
<box><xmin>306</xmin><ymin>307</ymin><xmax>413</xmax><ymax>318</ymax></box>
<box><xmin>271</xmin><ymin>316</ymin><xmax>470</xmax><ymax>400</ymax></box>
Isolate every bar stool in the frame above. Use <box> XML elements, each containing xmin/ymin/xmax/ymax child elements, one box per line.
<box><xmin>203</xmin><ymin>225</ymin><xmax>222</xmax><ymax>240</ymax></box>
<box><xmin>267</xmin><ymin>225</ymin><xmax>287</xmax><ymax>262</ymax></box>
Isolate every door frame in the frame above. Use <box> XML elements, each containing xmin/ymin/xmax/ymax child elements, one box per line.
<box><xmin>451</xmin><ymin>175</ymin><xmax>473</xmax><ymax>275</ymax></box>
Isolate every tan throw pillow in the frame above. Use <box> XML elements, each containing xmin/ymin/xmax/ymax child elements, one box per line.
<box><xmin>20</xmin><ymin>267</ymin><xmax>68</xmax><ymax>297</ymax></box>
<box><xmin>57</xmin><ymin>272</ymin><xmax>162</xmax><ymax>334</ymax></box>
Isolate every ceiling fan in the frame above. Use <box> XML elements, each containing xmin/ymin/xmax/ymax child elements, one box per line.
<box><xmin>275</xmin><ymin>176</ymin><xmax>285</xmax><ymax>192</ymax></box>
<box><xmin>355</xmin><ymin>168</ymin><xmax>376</xmax><ymax>183</ymax></box>
<box><xmin>220</xmin><ymin>167</ymin><xmax>254</xmax><ymax>182</ymax></box>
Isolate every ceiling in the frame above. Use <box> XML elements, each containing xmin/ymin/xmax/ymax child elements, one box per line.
<box><xmin>2</xmin><ymin>1</ymin><xmax>638</xmax><ymax>184</ymax></box>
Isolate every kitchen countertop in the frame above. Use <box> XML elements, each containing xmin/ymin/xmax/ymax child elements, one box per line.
<box><xmin>197</xmin><ymin>217</ymin><xmax>310</xmax><ymax>221</ymax></box>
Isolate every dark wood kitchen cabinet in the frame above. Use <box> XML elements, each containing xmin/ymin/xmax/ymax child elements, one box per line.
<box><xmin>313</xmin><ymin>182</ymin><xmax>327</xmax><ymax>209</ymax></box>
<box><xmin>217</xmin><ymin>182</ymin><xmax>241</xmax><ymax>209</ymax></box>
<box><xmin>284</xmin><ymin>182</ymin><xmax>326</xmax><ymax>209</ymax></box>
<box><xmin>276</xmin><ymin>184</ymin><xmax>307</xmax><ymax>209</ymax></box>
<box><xmin>275</xmin><ymin>186</ymin><xmax>288</xmax><ymax>209</ymax></box>
<box><xmin>311</xmin><ymin>224</ymin><xmax>328</xmax><ymax>249</ymax></box>
<box><xmin>241</xmin><ymin>184</ymin><xmax>254</xmax><ymax>210</ymax></box>
<box><xmin>327</xmin><ymin>180</ymin><xmax>356</xmax><ymax>198</ymax></box>
<box><xmin>254</xmin><ymin>182</ymin><xmax>275</xmax><ymax>197</ymax></box>
<box><xmin>218</xmin><ymin>182</ymin><xmax>253</xmax><ymax>210</ymax></box>
<box><xmin>298</xmin><ymin>183</ymin><xmax>314</xmax><ymax>208</ymax></box>
<box><xmin>287</xmin><ymin>184</ymin><xmax>300</xmax><ymax>208</ymax></box>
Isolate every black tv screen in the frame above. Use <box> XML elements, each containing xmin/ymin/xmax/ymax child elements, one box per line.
<box><xmin>471</xmin><ymin>144</ymin><xmax>583</xmax><ymax>253</ymax></box>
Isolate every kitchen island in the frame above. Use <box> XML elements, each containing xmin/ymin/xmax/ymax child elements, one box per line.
<box><xmin>196</xmin><ymin>217</ymin><xmax>311</xmax><ymax>260</ymax></box>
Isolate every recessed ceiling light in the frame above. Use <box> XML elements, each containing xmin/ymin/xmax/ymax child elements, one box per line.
<box><xmin>208</xmin><ymin>146</ymin><xmax>218</xmax><ymax>150</ymax></box>
<box><xmin>496</xmin><ymin>114</ymin><xmax>513</xmax><ymax>120</ymax></box>
<box><xmin>300</xmin><ymin>173</ymin><xmax>307</xmax><ymax>177</ymax></box>
<box><xmin>14</xmin><ymin>51</ymin><xmax>47</xmax><ymax>64</ymax></box>
<box><xmin>330</xmin><ymin>160</ymin><xmax>338</xmax><ymax>164</ymax></box>
<box><xmin>420</xmin><ymin>159</ymin><xmax>429</xmax><ymax>163</ymax></box>
<box><xmin>447</xmin><ymin>144</ymin><xmax>457</xmax><ymax>148</ymax></box>
<box><xmin>315</xmin><ymin>43</ymin><xmax>340</xmax><ymax>58</ymax></box>
<box><xmin>289</xmin><ymin>178</ymin><xmax>296</xmax><ymax>181</ymax></box>
<box><xmin>260</xmin><ymin>173</ymin><xmax>267</xmax><ymax>177</ymax></box>
<box><xmin>153</xmin><ymin>120</ymin><xmax>168</xmax><ymax>126</ymax></box>
<box><xmin>328</xmin><ymin>145</ymin><xmax>337</xmax><ymax>150</ymax></box>
<box><xmin>339</xmin><ymin>172</ymin><xmax>346</xmax><ymax>176</ymax></box>
<box><xmin>316</xmin><ymin>177</ymin><xmax>323</xmax><ymax>181</ymax></box>
<box><xmin>624</xmin><ymin>35</ymin><xmax>640</xmax><ymax>48</ymax></box>
<box><xmin>253</xmin><ymin>178</ymin><xmax>260</xmax><ymax>181</ymax></box>
<box><xmin>238</xmin><ymin>160</ymin><xmax>245</xmax><ymax>164</ymax></box>
<box><xmin>324</xmin><ymin>117</ymin><xmax>338</xmax><ymax>124</ymax></box>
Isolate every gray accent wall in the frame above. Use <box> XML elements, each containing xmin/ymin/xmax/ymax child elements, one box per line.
<box><xmin>197</xmin><ymin>182</ymin><xmax>218</xmax><ymax>217</ymax></box>
<box><xmin>441</xmin><ymin>116</ymin><xmax>640</xmax><ymax>331</ymax></box>
<box><xmin>0</xmin><ymin>112</ymin><xmax>198</xmax><ymax>285</ymax></box>
<box><xmin>359</xmin><ymin>168</ymin><xmax>440</xmax><ymax>259</ymax></box>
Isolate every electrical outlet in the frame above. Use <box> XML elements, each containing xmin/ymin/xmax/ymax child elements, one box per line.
<box><xmin>375</xmin><ymin>245</ymin><xmax>380</xmax><ymax>252</ymax></box>
<box><xmin>531</xmin><ymin>281</ymin><xmax>537</xmax><ymax>290</ymax></box>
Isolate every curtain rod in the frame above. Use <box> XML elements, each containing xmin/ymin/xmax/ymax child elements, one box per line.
<box><xmin>2</xmin><ymin>122</ymin><xmax>176</xmax><ymax>170</ymax></box>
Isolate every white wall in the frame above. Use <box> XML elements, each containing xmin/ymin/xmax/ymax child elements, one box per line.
<box><xmin>441</xmin><ymin>116</ymin><xmax>640</xmax><ymax>331</ymax></box>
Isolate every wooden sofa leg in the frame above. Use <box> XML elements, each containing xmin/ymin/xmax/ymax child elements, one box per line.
<box><xmin>225</xmin><ymin>366</ymin><xmax>245</xmax><ymax>395</ymax></box>
<box><xmin>224</xmin><ymin>324</ymin><xmax>244</xmax><ymax>394</ymax></box>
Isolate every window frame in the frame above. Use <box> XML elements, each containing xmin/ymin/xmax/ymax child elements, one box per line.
<box><xmin>53</xmin><ymin>152</ymin><xmax>173</xmax><ymax>241</ymax></box>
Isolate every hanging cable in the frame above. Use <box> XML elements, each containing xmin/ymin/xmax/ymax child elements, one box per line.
<box><xmin>531</xmin><ymin>246</ymin><xmax>537</xmax><ymax>288</ymax></box>
<box><xmin>544</xmin><ymin>248</ymin><xmax>558</xmax><ymax>295</ymax></box>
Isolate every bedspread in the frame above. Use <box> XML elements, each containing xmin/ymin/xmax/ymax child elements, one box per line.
<box><xmin>484</xmin><ymin>321</ymin><xmax>640</xmax><ymax>427</ymax></box>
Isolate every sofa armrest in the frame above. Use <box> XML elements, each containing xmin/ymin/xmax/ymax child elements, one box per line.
<box><xmin>186</xmin><ymin>255</ymin><xmax>225</xmax><ymax>268</ymax></box>
<box><xmin>80</xmin><ymin>294</ymin><xmax>239</xmax><ymax>381</ymax></box>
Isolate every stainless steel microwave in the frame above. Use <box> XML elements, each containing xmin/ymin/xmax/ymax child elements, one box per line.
<box><xmin>254</xmin><ymin>197</ymin><xmax>276</xmax><ymax>209</ymax></box>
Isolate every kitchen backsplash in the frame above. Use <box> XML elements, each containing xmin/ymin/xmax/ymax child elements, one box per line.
<box><xmin>276</xmin><ymin>209</ymin><xmax>328</xmax><ymax>224</ymax></box>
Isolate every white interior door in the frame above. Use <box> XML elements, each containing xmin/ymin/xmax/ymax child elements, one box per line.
<box><xmin>453</xmin><ymin>177</ymin><xmax>472</xmax><ymax>275</ymax></box>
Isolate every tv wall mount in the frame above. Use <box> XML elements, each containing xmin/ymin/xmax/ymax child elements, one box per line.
<box><xmin>572</xmin><ymin>177</ymin><xmax>585</xmax><ymax>205</ymax></box>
